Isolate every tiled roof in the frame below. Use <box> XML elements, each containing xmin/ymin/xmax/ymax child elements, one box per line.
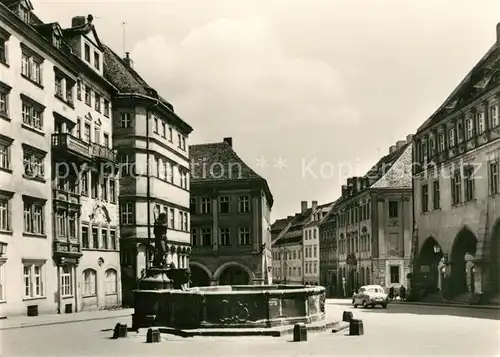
<box><xmin>371</xmin><ymin>142</ymin><xmax>413</xmax><ymax>189</ymax></box>
<box><xmin>274</xmin><ymin>235</ymin><xmax>302</xmax><ymax>247</ymax></box>
<box><xmin>189</xmin><ymin>141</ymin><xmax>274</xmax><ymax>205</ymax></box>
<box><xmin>417</xmin><ymin>42</ymin><xmax>500</xmax><ymax>133</ymax></box>
<box><xmin>272</xmin><ymin>208</ymin><xmax>313</xmax><ymax>245</ymax></box>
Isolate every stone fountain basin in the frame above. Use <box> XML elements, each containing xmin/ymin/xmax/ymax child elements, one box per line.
<box><xmin>133</xmin><ymin>284</ymin><xmax>326</xmax><ymax>330</ymax></box>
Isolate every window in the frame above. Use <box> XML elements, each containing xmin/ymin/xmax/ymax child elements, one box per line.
<box><xmin>94</xmin><ymin>92</ymin><xmax>101</xmax><ymax>112</ymax></box>
<box><xmin>429</xmin><ymin>135</ymin><xmax>435</xmax><ymax>156</ymax></box>
<box><xmin>451</xmin><ymin>171</ymin><xmax>462</xmax><ymax>205</ymax></box>
<box><xmin>94</xmin><ymin>51</ymin><xmax>100</xmax><ymax>70</ymax></box>
<box><xmin>390</xmin><ymin>266</ymin><xmax>400</xmax><ymax>284</ymax></box>
<box><xmin>220</xmin><ymin>227</ymin><xmax>230</xmax><ymax>246</ymax></box>
<box><xmin>61</xmin><ymin>266</ymin><xmax>72</xmax><ymax>297</ymax></box>
<box><xmin>23</xmin><ymin>147</ymin><xmax>45</xmax><ymax>180</ymax></box>
<box><xmin>84</xmin><ymin>43</ymin><xmax>90</xmax><ymax>62</ymax></box>
<box><xmin>238</xmin><ymin>196</ymin><xmax>250</xmax><ymax>213</ymax></box>
<box><xmin>0</xmin><ymin>37</ymin><xmax>6</xmax><ymax>64</ymax></box>
<box><xmin>21</xmin><ymin>100</ymin><xmax>43</xmax><ymax>131</ymax></box>
<box><xmin>183</xmin><ymin>212</ymin><xmax>188</xmax><ymax>231</ymax></box>
<box><xmin>0</xmin><ymin>137</ymin><xmax>11</xmax><ymax>170</ymax></box>
<box><xmin>421</xmin><ymin>184</ymin><xmax>428</xmax><ymax>212</ymax></box>
<box><xmin>190</xmin><ymin>198</ymin><xmax>197</xmax><ymax>214</ymax></box>
<box><xmin>153</xmin><ymin>117</ymin><xmax>158</xmax><ymax>134</ymax></box>
<box><xmin>109</xmin><ymin>179</ymin><xmax>116</xmax><ymax>203</ymax></box>
<box><xmin>180</xmin><ymin>171</ymin><xmax>188</xmax><ymax>189</ymax></box>
<box><xmin>201</xmin><ymin>197</ymin><xmax>211</xmax><ymax>214</ymax></box>
<box><xmin>119</xmin><ymin>112</ymin><xmax>132</xmax><ymax>128</ymax></box>
<box><xmin>104</xmin><ymin>99</ymin><xmax>110</xmax><ymax>117</ymax></box>
<box><xmin>56</xmin><ymin>209</ymin><xmax>66</xmax><ymax>237</ymax></box>
<box><xmin>164</xmin><ymin>161</ymin><xmax>173</xmax><ymax>182</ymax></box>
<box><xmin>90</xmin><ymin>171</ymin><xmax>98</xmax><ymax>198</ymax></box>
<box><xmin>120</xmin><ymin>202</ymin><xmax>134</xmax><ymax>224</ymax></box>
<box><xmin>83</xmin><ymin>269</ymin><xmax>96</xmax><ymax>296</ymax></box>
<box><xmin>23</xmin><ymin>198</ymin><xmax>45</xmax><ymax>235</ymax></box>
<box><xmin>448</xmin><ymin>128</ymin><xmax>455</xmax><ymax>147</ymax></box>
<box><xmin>0</xmin><ymin>194</ymin><xmax>11</xmax><ymax>231</ymax></box>
<box><xmin>191</xmin><ymin>229</ymin><xmax>197</xmax><ymax>246</ymax></box>
<box><xmin>102</xmin><ymin>229</ymin><xmax>108</xmax><ymax>250</ymax></box>
<box><xmin>169</xmin><ymin>127</ymin><xmax>173</xmax><ymax>141</ymax></box>
<box><xmin>477</xmin><ymin>112</ymin><xmax>485</xmax><ymax>134</ymax></box>
<box><xmin>490</xmin><ymin>161</ymin><xmax>499</xmax><ymax>195</ymax></box>
<box><xmin>219</xmin><ymin>196</ymin><xmax>229</xmax><ymax>214</ymax></box>
<box><xmin>118</xmin><ymin>153</ymin><xmax>135</xmax><ymax>176</ymax></box>
<box><xmin>177</xmin><ymin>133</ymin><xmax>182</xmax><ymax>148</ymax></box>
<box><xmin>313</xmin><ymin>246</ymin><xmax>317</xmax><ymax>257</ymax></box>
<box><xmin>464</xmin><ymin>166</ymin><xmax>475</xmax><ymax>202</ymax></box>
<box><xmin>433</xmin><ymin>180</ymin><xmax>440</xmax><ymax>210</ymax></box>
<box><xmin>438</xmin><ymin>132</ymin><xmax>445</xmax><ymax>152</ymax></box>
<box><xmin>178</xmin><ymin>211</ymin><xmax>183</xmax><ymax>231</ymax></box>
<box><xmin>239</xmin><ymin>227</ymin><xmax>250</xmax><ymax>245</ymax></box>
<box><xmin>105</xmin><ymin>269</ymin><xmax>117</xmax><ymax>294</ymax></box>
<box><xmin>457</xmin><ymin>122</ymin><xmax>464</xmax><ymax>142</ymax></box>
<box><xmin>161</xmin><ymin>122</ymin><xmax>166</xmax><ymax>137</ymax></box>
<box><xmin>83</xmin><ymin>122</ymin><xmax>91</xmax><ymax>142</ymax></box>
<box><xmin>388</xmin><ymin>201</ymin><xmax>398</xmax><ymax>218</ymax></box>
<box><xmin>154</xmin><ymin>157</ymin><xmax>160</xmax><ymax>177</ymax></box>
<box><xmin>466</xmin><ymin>118</ymin><xmax>473</xmax><ymax>140</ymax></box>
<box><xmin>491</xmin><ymin>105</ymin><xmax>499</xmax><ymax>128</ymax></box>
<box><xmin>21</xmin><ymin>50</ymin><xmax>42</xmax><ymax>85</ymax></box>
<box><xmin>0</xmin><ymin>84</ymin><xmax>9</xmax><ymax>118</ymax></box>
<box><xmin>201</xmin><ymin>228</ymin><xmax>212</xmax><ymax>246</ymax></box>
<box><xmin>84</xmin><ymin>85</ymin><xmax>91</xmax><ymax>106</ymax></box>
<box><xmin>103</xmin><ymin>133</ymin><xmax>109</xmax><ymax>148</ymax></box>
<box><xmin>0</xmin><ymin>262</ymin><xmax>4</xmax><ymax>302</ymax></box>
<box><xmin>76</xmin><ymin>80</ymin><xmax>81</xmax><ymax>100</ymax></box>
<box><xmin>82</xmin><ymin>225</ymin><xmax>89</xmax><ymax>248</ymax></box>
<box><xmin>92</xmin><ymin>228</ymin><xmax>99</xmax><ymax>249</ymax></box>
<box><xmin>110</xmin><ymin>230</ymin><xmax>117</xmax><ymax>250</ymax></box>
<box><xmin>80</xmin><ymin>171</ymin><xmax>89</xmax><ymax>196</ymax></box>
<box><xmin>181</xmin><ymin>136</ymin><xmax>186</xmax><ymax>150</ymax></box>
<box><xmin>23</xmin><ymin>262</ymin><xmax>44</xmax><ymax>298</ymax></box>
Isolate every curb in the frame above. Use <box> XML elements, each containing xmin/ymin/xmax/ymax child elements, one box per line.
<box><xmin>0</xmin><ymin>310</ymin><xmax>133</xmax><ymax>331</ymax></box>
<box><xmin>396</xmin><ymin>301</ymin><xmax>500</xmax><ymax>310</ymax></box>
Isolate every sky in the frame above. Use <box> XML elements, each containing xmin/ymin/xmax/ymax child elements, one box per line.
<box><xmin>32</xmin><ymin>0</ymin><xmax>500</xmax><ymax>220</ymax></box>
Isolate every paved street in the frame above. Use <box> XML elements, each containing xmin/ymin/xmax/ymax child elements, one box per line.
<box><xmin>1</xmin><ymin>299</ymin><xmax>499</xmax><ymax>357</ymax></box>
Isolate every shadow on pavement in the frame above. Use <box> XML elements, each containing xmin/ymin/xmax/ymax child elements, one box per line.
<box><xmin>359</xmin><ymin>303</ymin><xmax>500</xmax><ymax>321</ymax></box>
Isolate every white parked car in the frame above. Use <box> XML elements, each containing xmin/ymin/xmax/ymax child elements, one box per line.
<box><xmin>352</xmin><ymin>285</ymin><xmax>388</xmax><ymax>308</ymax></box>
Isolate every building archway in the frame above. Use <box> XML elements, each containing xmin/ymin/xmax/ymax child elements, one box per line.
<box><xmin>215</xmin><ymin>262</ymin><xmax>252</xmax><ymax>286</ymax></box>
<box><xmin>416</xmin><ymin>236</ymin><xmax>443</xmax><ymax>292</ymax></box>
<box><xmin>491</xmin><ymin>220</ymin><xmax>500</xmax><ymax>295</ymax></box>
<box><xmin>189</xmin><ymin>262</ymin><xmax>212</xmax><ymax>287</ymax></box>
<box><xmin>450</xmin><ymin>227</ymin><xmax>477</xmax><ymax>297</ymax></box>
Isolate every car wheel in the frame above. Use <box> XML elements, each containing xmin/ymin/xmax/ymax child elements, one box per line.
<box><xmin>353</xmin><ymin>303</ymin><xmax>358</xmax><ymax>308</ymax></box>
<box><xmin>362</xmin><ymin>300</ymin><xmax>368</xmax><ymax>308</ymax></box>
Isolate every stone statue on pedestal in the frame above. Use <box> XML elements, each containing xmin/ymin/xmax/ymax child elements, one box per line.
<box><xmin>152</xmin><ymin>213</ymin><xmax>168</xmax><ymax>267</ymax></box>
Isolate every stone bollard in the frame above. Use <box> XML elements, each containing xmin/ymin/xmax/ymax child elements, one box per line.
<box><xmin>146</xmin><ymin>328</ymin><xmax>161</xmax><ymax>343</ymax></box>
<box><xmin>342</xmin><ymin>311</ymin><xmax>353</xmax><ymax>322</ymax></box>
<box><xmin>293</xmin><ymin>323</ymin><xmax>307</xmax><ymax>342</ymax></box>
<box><xmin>349</xmin><ymin>319</ymin><xmax>364</xmax><ymax>336</ymax></box>
<box><xmin>112</xmin><ymin>323</ymin><xmax>128</xmax><ymax>339</ymax></box>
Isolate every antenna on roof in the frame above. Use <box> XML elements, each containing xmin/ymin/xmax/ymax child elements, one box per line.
<box><xmin>122</xmin><ymin>22</ymin><xmax>127</xmax><ymax>56</ymax></box>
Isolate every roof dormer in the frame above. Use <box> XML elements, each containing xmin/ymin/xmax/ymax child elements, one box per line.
<box><xmin>5</xmin><ymin>0</ymin><xmax>34</xmax><ymax>24</ymax></box>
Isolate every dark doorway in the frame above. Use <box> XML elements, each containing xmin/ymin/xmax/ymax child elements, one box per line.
<box><xmin>416</xmin><ymin>237</ymin><xmax>443</xmax><ymax>293</ymax></box>
<box><xmin>190</xmin><ymin>265</ymin><xmax>211</xmax><ymax>287</ymax></box>
<box><xmin>218</xmin><ymin>265</ymin><xmax>250</xmax><ymax>286</ymax></box>
<box><xmin>450</xmin><ymin>228</ymin><xmax>477</xmax><ymax>297</ymax></box>
<box><xmin>491</xmin><ymin>221</ymin><xmax>500</xmax><ymax>294</ymax></box>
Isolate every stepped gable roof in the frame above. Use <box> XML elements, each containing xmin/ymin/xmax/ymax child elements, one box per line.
<box><xmin>102</xmin><ymin>45</ymin><xmax>175</xmax><ymax>111</ymax></box>
<box><xmin>417</xmin><ymin>41</ymin><xmax>500</xmax><ymax>134</ymax></box>
<box><xmin>189</xmin><ymin>141</ymin><xmax>274</xmax><ymax>206</ymax></box>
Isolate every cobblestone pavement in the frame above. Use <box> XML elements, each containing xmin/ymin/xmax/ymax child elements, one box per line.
<box><xmin>1</xmin><ymin>299</ymin><xmax>499</xmax><ymax>357</ymax></box>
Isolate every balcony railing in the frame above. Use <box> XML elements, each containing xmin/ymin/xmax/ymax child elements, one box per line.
<box><xmin>53</xmin><ymin>240</ymin><xmax>82</xmax><ymax>256</ymax></box>
<box><xmin>91</xmin><ymin>142</ymin><xmax>117</xmax><ymax>163</ymax></box>
<box><xmin>51</xmin><ymin>133</ymin><xmax>91</xmax><ymax>160</ymax></box>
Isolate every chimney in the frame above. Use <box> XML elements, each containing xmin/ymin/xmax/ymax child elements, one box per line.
<box><xmin>355</xmin><ymin>177</ymin><xmax>362</xmax><ymax>192</ymax></box>
<box><xmin>341</xmin><ymin>185</ymin><xmax>348</xmax><ymax>197</ymax></box>
<box><xmin>497</xmin><ymin>22</ymin><xmax>500</xmax><ymax>44</ymax></box>
<box><xmin>287</xmin><ymin>215</ymin><xmax>293</xmax><ymax>219</ymax></box>
<box><xmin>406</xmin><ymin>134</ymin><xmax>414</xmax><ymax>143</ymax></box>
<box><xmin>312</xmin><ymin>201</ymin><xmax>318</xmax><ymax>210</ymax></box>
<box><xmin>389</xmin><ymin>145</ymin><xmax>397</xmax><ymax>154</ymax></box>
<box><xmin>396</xmin><ymin>140</ymin><xmax>406</xmax><ymax>150</ymax></box>
<box><xmin>301</xmin><ymin>201</ymin><xmax>308</xmax><ymax>213</ymax></box>
<box><xmin>223</xmin><ymin>137</ymin><xmax>233</xmax><ymax>147</ymax></box>
<box><xmin>71</xmin><ymin>16</ymin><xmax>86</xmax><ymax>28</ymax></box>
<box><xmin>123</xmin><ymin>52</ymin><xmax>134</xmax><ymax>69</ymax></box>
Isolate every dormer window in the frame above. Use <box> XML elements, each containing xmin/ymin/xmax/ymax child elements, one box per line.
<box><xmin>84</xmin><ymin>43</ymin><xmax>90</xmax><ymax>62</ymax></box>
<box><xmin>18</xmin><ymin>5</ymin><xmax>30</xmax><ymax>23</ymax></box>
<box><xmin>94</xmin><ymin>51</ymin><xmax>100</xmax><ymax>70</ymax></box>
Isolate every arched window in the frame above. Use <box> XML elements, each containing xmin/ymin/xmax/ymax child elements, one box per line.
<box><xmin>83</xmin><ymin>269</ymin><xmax>97</xmax><ymax>296</ymax></box>
<box><xmin>105</xmin><ymin>269</ymin><xmax>117</xmax><ymax>294</ymax></box>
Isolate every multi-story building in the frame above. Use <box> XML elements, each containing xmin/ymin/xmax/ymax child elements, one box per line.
<box><xmin>0</xmin><ymin>1</ymin><xmax>121</xmax><ymax>317</ymax></box>
<box><xmin>303</xmin><ymin>201</ymin><xmax>333</xmax><ymax>285</ymax></box>
<box><xmin>411</xmin><ymin>23</ymin><xmax>500</xmax><ymax>304</ymax></box>
<box><xmin>271</xmin><ymin>202</ymin><xmax>313</xmax><ymax>285</ymax></box>
<box><xmin>102</xmin><ymin>48</ymin><xmax>193</xmax><ymax>305</ymax></box>
<box><xmin>189</xmin><ymin>137</ymin><xmax>273</xmax><ymax>286</ymax></box>
<box><xmin>319</xmin><ymin>201</ymin><xmax>339</xmax><ymax>296</ymax></box>
<box><xmin>336</xmin><ymin>136</ymin><xmax>413</xmax><ymax>296</ymax></box>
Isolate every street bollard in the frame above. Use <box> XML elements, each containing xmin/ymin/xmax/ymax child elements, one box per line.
<box><xmin>112</xmin><ymin>323</ymin><xmax>128</xmax><ymax>339</ymax></box>
<box><xmin>146</xmin><ymin>328</ymin><xmax>161</xmax><ymax>343</ymax></box>
<box><xmin>342</xmin><ymin>311</ymin><xmax>353</xmax><ymax>322</ymax></box>
<box><xmin>293</xmin><ymin>323</ymin><xmax>307</xmax><ymax>342</ymax></box>
<box><xmin>349</xmin><ymin>319</ymin><xmax>364</xmax><ymax>336</ymax></box>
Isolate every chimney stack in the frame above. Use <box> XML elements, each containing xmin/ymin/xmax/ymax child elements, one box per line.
<box><xmin>71</xmin><ymin>16</ymin><xmax>86</xmax><ymax>28</ymax></box>
<box><xmin>396</xmin><ymin>140</ymin><xmax>406</xmax><ymax>150</ymax></box>
<box><xmin>301</xmin><ymin>201</ymin><xmax>308</xmax><ymax>213</ymax></box>
<box><xmin>123</xmin><ymin>52</ymin><xmax>134</xmax><ymax>69</ymax></box>
<box><xmin>497</xmin><ymin>22</ymin><xmax>500</xmax><ymax>44</ymax></box>
<box><xmin>406</xmin><ymin>134</ymin><xmax>414</xmax><ymax>143</ymax></box>
<box><xmin>223</xmin><ymin>137</ymin><xmax>233</xmax><ymax>147</ymax></box>
<box><xmin>312</xmin><ymin>201</ymin><xmax>318</xmax><ymax>210</ymax></box>
<box><xmin>389</xmin><ymin>145</ymin><xmax>397</xmax><ymax>154</ymax></box>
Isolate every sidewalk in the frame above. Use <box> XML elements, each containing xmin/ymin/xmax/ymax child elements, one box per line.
<box><xmin>0</xmin><ymin>308</ymin><xmax>133</xmax><ymax>331</ymax></box>
<box><xmin>392</xmin><ymin>300</ymin><xmax>500</xmax><ymax>310</ymax></box>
